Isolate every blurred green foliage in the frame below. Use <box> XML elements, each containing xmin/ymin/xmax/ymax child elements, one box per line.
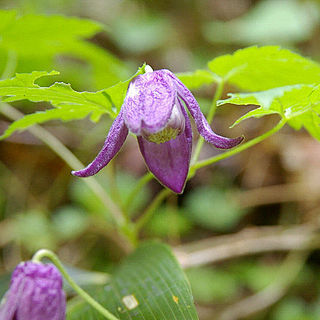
<box><xmin>184</xmin><ymin>186</ymin><xmax>247</xmax><ymax>231</ymax></box>
<box><xmin>204</xmin><ymin>0</ymin><xmax>319</xmax><ymax>45</ymax></box>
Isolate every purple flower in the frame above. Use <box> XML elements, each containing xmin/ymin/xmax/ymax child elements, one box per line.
<box><xmin>0</xmin><ymin>261</ymin><xmax>66</xmax><ymax>320</ymax></box>
<box><xmin>72</xmin><ymin>68</ymin><xmax>243</xmax><ymax>193</ymax></box>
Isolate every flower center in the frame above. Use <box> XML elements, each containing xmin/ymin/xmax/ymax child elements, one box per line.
<box><xmin>145</xmin><ymin>127</ymin><xmax>182</xmax><ymax>144</ymax></box>
<box><xmin>142</xmin><ymin>104</ymin><xmax>185</xmax><ymax>144</ymax></box>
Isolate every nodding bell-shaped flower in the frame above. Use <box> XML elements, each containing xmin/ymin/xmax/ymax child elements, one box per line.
<box><xmin>0</xmin><ymin>262</ymin><xmax>66</xmax><ymax>320</ymax></box>
<box><xmin>72</xmin><ymin>67</ymin><xmax>243</xmax><ymax>193</ymax></box>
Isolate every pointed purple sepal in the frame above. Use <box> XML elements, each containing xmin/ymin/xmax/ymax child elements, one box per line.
<box><xmin>167</xmin><ymin>71</ymin><xmax>244</xmax><ymax>149</ymax></box>
<box><xmin>72</xmin><ymin>110</ymin><xmax>128</xmax><ymax>177</ymax></box>
<box><xmin>138</xmin><ymin>102</ymin><xmax>192</xmax><ymax>193</ymax></box>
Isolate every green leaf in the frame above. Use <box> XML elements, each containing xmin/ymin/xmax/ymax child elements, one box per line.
<box><xmin>0</xmin><ymin>12</ymin><xmax>102</xmax><ymax>56</ymax></box>
<box><xmin>290</xmin><ymin>111</ymin><xmax>320</xmax><ymax>141</ymax></box>
<box><xmin>0</xmin><ymin>66</ymin><xmax>145</xmax><ymax>139</ymax></box>
<box><xmin>177</xmin><ymin>70</ymin><xmax>218</xmax><ymax>90</ymax></box>
<box><xmin>0</xmin><ymin>10</ymin><xmax>17</xmax><ymax>33</ymax></box>
<box><xmin>0</xmin><ymin>10</ymin><xmax>128</xmax><ymax>88</ymax></box>
<box><xmin>67</xmin><ymin>242</ymin><xmax>198</xmax><ymax>320</ymax></box>
<box><xmin>218</xmin><ymin>84</ymin><xmax>320</xmax><ymax>141</ymax></box>
<box><xmin>208</xmin><ymin>46</ymin><xmax>320</xmax><ymax>91</ymax></box>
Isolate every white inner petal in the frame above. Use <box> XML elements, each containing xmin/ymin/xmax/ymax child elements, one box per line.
<box><xmin>127</xmin><ymin>83</ymin><xmax>139</xmax><ymax>98</ymax></box>
<box><xmin>145</xmin><ymin>65</ymin><xmax>154</xmax><ymax>73</ymax></box>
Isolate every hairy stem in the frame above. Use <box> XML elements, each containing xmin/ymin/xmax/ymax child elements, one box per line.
<box><xmin>32</xmin><ymin>249</ymin><xmax>120</xmax><ymax>320</ymax></box>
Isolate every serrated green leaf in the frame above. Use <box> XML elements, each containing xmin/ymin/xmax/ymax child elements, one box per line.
<box><xmin>0</xmin><ymin>66</ymin><xmax>145</xmax><ymax>139</ymax></box>
<box><xmin>67</xmin><ymin>242</ymin><xmax>198</xmax><ymax>320</ymax></box>
<box><xmin>208</xmin><ymin>46</ymin><xmax>320</xmax><ymax>91</ymax></box>
<box><xmin>229</xmin><ymin>107</ymin><xmax>277</xmax><ymax>127</ymax></box>
<box><xmin>290</xmin><ymin>111</ymin><xmax>320</xmax><ymax>141</ymax></box>
<box><xmin>177</xmin><ymin>70</ymin><xmax>218</xmax><ymax>90</ymax></box>
<box><xmin>219</xmin><ymin>84</ymin><xmax>317</xmax><ymax>120</ymax></box>
<box><xmin>218</xmin><ymin>84</ymin><xmax>320</xmax><ymax>140</ymax></box>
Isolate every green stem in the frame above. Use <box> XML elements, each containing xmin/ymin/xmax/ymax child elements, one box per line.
<box><xmin>136</xmin><ymin>189</ymin><xmax>171</xmax><ymax>232</ymax></box>
<box><xmin>0</xmin><ymin>103</ymin><xmax>126</xmax><ymax>227</ymax></box>
<box><xmin>191</xmin><ymin>80</ymin><xmax>225</xmax><ymax>164</ymax></box>
<box><xmin>123</xmin><ymin>172</ymin><xmax>153</xmax><ymax>215</ymax></box>
<box><xmin>191</xmin><ymin>118</ymin><xmax>287</xmax><ymax>173</ymax></box>
<box><xmin>32</xmin><ymin>249</ymin><xmax>119</xmax><ymax>320</ymax></box>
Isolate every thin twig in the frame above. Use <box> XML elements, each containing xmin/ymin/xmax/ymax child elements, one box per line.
<box><xmin>174</xmin><ymin>225</ymin><xmax>320</xmax><ymax>268</ymax></box>
<box><xmin>233</xmin><ymin>182</ymin><xmax>320</xmax><ymax>208</ymax></box>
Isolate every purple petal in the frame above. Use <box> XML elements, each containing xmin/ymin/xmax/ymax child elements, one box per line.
<box><xmin>123</xmin><ymin>70</ymin><xmax>176</xmax><ymax>135</ymax></box>
<box><xmin>138</xmin><ymin>100</ymin><xmax>192</xmax><ymax>193</ymax></box>
<box><xmin>167</xmin><ymin>71</ymin><xmax>243</xmax><ymax>149</ymax></box>
<box><xmin>0</xmin><ymin>278</ymin><xmax>24</xmax><ymax>320</ymax></box>
<box><xmin>72</xmin><ymin>110</ymin><xmax>128</xmax><ymax>177</ymax></box>
<box><xmin>0</xmin><ymin>262</ymin><xmax>65</xmax><ymax>320</ymax></box>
